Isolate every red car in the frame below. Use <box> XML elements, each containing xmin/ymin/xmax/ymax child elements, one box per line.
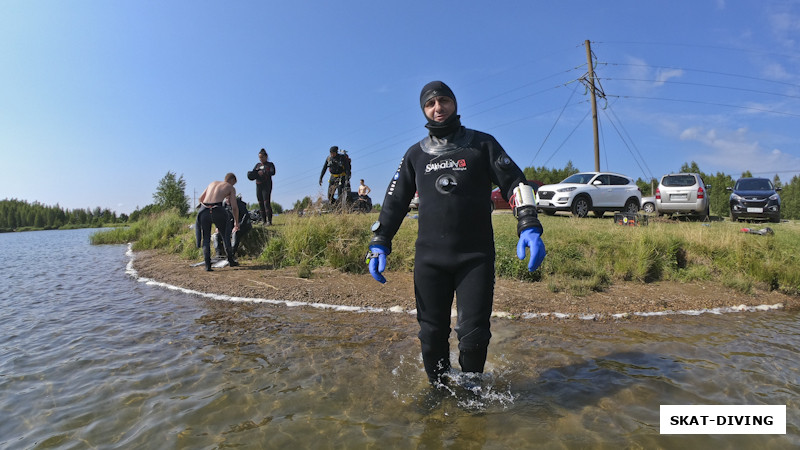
<box><xmin>490</xmin><ymin>180</ymin><xmax>542</xmax><ymax>211</ymax></box>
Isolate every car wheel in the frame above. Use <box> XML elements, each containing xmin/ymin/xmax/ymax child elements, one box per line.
<box><xmin>642</xmin><ymin>202</ymin><xmax>655</xmax><ymax>214</ymax></box>
<box><xmin>489</xmin><ymin>202</ymin><xmax>495</xmax><ymax>212</ymax></box>
<box><xmin>544</xmin><ymin>210</ymin><xmax>556</xmax><ymax>216</ymax></box>
<box><xmin>624</xmin><ymin>199</ymin><xmax>639</xmax><ymax>214</ymax></box>
<box><xmin>571</xmin><ymin>195</ymin><xmax>591</xmax><ymax>218</ymax></box>
<box><xmin>730</xmin><ymin>211</ymin><xmax>738</xmax><ymax>222</ymax></box>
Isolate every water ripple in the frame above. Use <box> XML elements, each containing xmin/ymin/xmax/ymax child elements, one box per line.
<box><xmin>0</xmin><ymin>229</ymin><xmax>797</xmax><ymax>448</ymax></box>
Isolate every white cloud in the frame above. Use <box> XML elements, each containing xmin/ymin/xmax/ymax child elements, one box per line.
<box><xmin>654</xmin><ymin>68</ymin><xmax>684</xmax><ymax>86</ymax></box>
<box><xmin>769</xmin><ymin>10</ymin><xmax>800</xmax><ymax>50</ymax></box>
<box><xmin>679</xmin><ymin>125</ymin><xmax>800</xmax><ymax>177</ymax></box>
<box><xmin>761</xmin><ymin>62</ymin><xmax>791</xmax><ymax>81</ymax></box>
<box><xmin>623</xmin><ymin>56</ymin><xmax>684</xmax><ymax>92</ymax></box>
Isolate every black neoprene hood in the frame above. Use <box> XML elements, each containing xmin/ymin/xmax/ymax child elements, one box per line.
<box><xmin>419</xmin><ymin>80</ymin><xmax>457</xmax><ymax>110</ymax></box>
<box><xmin>420</xmin><ymin>80</ymin><xmax>462</xmax><ymax>137</ymax></box>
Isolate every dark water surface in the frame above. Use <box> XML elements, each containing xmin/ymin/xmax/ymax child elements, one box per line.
<box><xmin>1</xmin><ymin>229</ymin><xmax>797</xmax><ymax>449</ymax></box>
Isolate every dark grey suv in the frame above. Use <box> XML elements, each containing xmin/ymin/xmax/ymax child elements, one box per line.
<box><xmin>727</xmin><ymin>177</ymin><xmax>781</xmax><ymax>223</ymax></box>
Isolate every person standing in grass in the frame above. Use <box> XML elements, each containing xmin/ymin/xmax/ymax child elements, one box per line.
<box><xmin>248</xmin><ymin>148</ymin><xmax>276</xmax><ymax>225</ymax></box>
<box><xmin>365</xmin><ymin>81</ymin><xmax>546</xmax><ymax>385</ymax></box>
<box><xmin>319</xmin><ymin>146</ymin><xmax>349</xmax><ymax>205</ymax></box>
<box><xmin>358</xmin><ymin>179</ymin><xmax>371</xmax><ymax>198</ymax></box>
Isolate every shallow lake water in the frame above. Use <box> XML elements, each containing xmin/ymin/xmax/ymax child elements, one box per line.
<box><xmin>0</xmin><ymin>228</ymin><xmax>797</xmax><ymax>448</ymax></box>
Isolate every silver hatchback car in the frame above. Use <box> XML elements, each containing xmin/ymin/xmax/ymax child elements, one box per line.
<box><xmin>655</xmin><ymin>173</ymin><xmax>710</xmax><ymax>218</ymax></box>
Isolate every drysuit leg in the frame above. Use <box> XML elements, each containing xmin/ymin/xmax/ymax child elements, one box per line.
<box><xmin>256</xmin><ymin>185</ymin><xmax>266</xmax><ymax>223</ymax></box>
<box><xmin>327</xmin><ymin>179</ymin><xmax>338</xmax><ymax>204</ymax></box>
<box><xmin>453</xmin><ymin>257</ymin><xmax>495</xmax><ymax>373</ymax></box>
<box><xmin>414</xmin><ymin>259</ymin><xmax>456</xmax><ymax>383</ymax></box>
<box><xmin>263</xmin><ymin>183</ymin><xmax>273</xmax><ymax>224</ymax></box>
<box><xmin>256</xmin><ymin>183</ymin><xmax>273</xmax><ymax>224</ymax></box>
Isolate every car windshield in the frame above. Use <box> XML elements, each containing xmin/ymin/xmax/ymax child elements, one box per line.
<box><xmin>662</xmin><ymin>175</ymin><xmax>697</xmax><ymax>187</ymax></box>
<box><xmin>561</xmin><ymin>173</ymin><xmax>595</xmax><ymax>184</ymax></box>
<box><xmin>736</xmin><ymin>179</ymin><xmax>772</xmax><ymax>191</ymax></box>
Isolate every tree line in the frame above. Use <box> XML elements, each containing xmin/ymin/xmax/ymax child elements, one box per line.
<box><xmin>0</xmin><ymin>198</ymin><xmax>125</xmax><ymax>231</ymax></box>
<box><xmin>5</xmin><ymin>164</ymin><xmax>800</xmax><ymax>232</ymax></box>
<box><xmin>524</xmin><ymin>161</ymin><xmax>800</xmax><ymax>220</ymax></box>
<box><xmin>0</xmin><ymin>171</ymin><xmax>283</xmax><ymax>231</ymax></box>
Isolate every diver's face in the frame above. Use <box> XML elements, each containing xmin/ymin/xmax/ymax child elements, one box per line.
<box><xmin>423</xmin><ymin>96</ymin><xmax>455</xmax><ymax>123</ymax></box>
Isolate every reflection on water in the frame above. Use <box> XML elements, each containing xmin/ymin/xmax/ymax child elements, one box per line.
<box><xmin>0</xmin><ymin>229</ymin><xmax>797</xmax><ymax>449</ymax></box>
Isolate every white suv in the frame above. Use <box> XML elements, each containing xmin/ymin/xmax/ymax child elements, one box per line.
<box><xmin>536</xmin><ymin>172</ymin><xmax>642</xmax><ymax>218</ymax></box>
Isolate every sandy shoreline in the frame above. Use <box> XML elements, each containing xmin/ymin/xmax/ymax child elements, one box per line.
<box><xmin>128</xmin><ymin>247</ymin><xmax>796</xmax><ymax>320</ymax></box>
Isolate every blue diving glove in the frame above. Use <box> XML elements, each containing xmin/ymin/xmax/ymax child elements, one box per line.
<box><xmin>365</xmin><ymin>244</ymin><xmax>388</xmax><ymax>283</ymax></box>
<box><xmin>516</xmin><ymin>228</ymin><xmax>546</xmax><ymax>272</ymax></box>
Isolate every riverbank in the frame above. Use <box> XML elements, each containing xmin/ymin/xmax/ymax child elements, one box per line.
<box><xmin>130</xmin><ymin>249</ymin><xmax>796</xmax><ymax>320</ymax></box>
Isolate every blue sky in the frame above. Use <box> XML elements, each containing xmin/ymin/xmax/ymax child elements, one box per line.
<box><xmin>2</xmin><ymin>0</ymin><xmax>799</xmax><ymax>214</ymax></box>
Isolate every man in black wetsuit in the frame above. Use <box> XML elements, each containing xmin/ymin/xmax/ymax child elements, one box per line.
<box><xmin>366</xmin><ymin>81</ymin><xmax>546</xmax><ymax>385</ymax></box>
<box><xmin>319</xmin><ymin>146</ymin><xmax>348</xmax><ymax>205</ymax></box>
<box><xmin>213</xmin><ymin>195</ymin><xmax>252</xmax><ymax>258</ymax></box>
<box><xmin>247</xmin><ymin>148</ymin><xmax>276</xmax><ymax>225</ymax></box>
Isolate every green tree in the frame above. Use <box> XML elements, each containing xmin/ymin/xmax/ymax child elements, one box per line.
<box><xmin>153</xmin><ymin>171</ymin><xmax>190</xmax><ymax>215</ymax></box>
<box><xmin>781</xmin><ymin>175</ymin><xmax>800</xmax><ymax>220</ymax></box>
<box><xmin>293</xmin><ymin>196</ymin><xmax>312</xmax><ymax>211</ymax></box>
<box><xmin>636</xmin><ymin>177</ymin><xmax>658</xmax><ymax>196</ymax></box>
<box><xmin>523</xmin><ymin>161</ymin><xmax>580</xmax><ymax>185</ymax></box>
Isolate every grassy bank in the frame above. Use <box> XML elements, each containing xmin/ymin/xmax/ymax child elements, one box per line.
<box><xmin>93</xmin><ymin>210</ymin><xmax>800</xmax><ymax>296</ymax></box>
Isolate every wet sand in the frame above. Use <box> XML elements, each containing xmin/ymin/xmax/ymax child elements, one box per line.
<box><xmin>131</xmin><ymin>250</ymin><xmax>797</xmax><ymax>320</ymax></box>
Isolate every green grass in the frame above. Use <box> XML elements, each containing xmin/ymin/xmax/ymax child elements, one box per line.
<box><xmin>92</xmin><ymin>211</ymin><xmax>800</xmax><ymax>296</ymax></box>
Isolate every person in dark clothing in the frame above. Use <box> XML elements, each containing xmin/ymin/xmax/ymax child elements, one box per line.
<box><xmin>197</xmin><ymin>173</ymin><xmax>241</xmax><ymax>271</ymax></box>
<box><xmin>319</xmin><ymin>146</ymin><xmax>349</xmax><ymax>205</ymax></box>
<box><xmin>214</xmin><ymin>195</ymin><xmax>252</xmax><ymax>258</ymax></box>
<box><xmin>365</xmin><ymin>81</ymin><xmax>546</xmax><ymax>385</ymax></box>
<box><xmin>247</xmin><ymin>148</ymin><xmax>276</xmax><ymax>225</ymax></box>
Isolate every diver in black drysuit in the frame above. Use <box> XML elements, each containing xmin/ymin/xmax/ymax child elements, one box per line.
<box><xmin>367</xmin><ymin>81</ymin><xmax>546</xmax><ymax>384</ymax></box>
<box><xmin>248</xmin><ymin>148</ymin><xmax>276</xmax><ymax>225</ymax></box>
<box><xmin>213</xmin><ymin>197</ymin><xmax>252</xmax><ymax>258</ymax></box>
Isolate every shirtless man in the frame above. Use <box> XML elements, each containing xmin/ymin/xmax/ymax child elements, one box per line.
<box><xmin>358</xmin><ymin>179</ymin><xmax>371</xmax><ymax>197</ymax></box>
<box><xmin>198</xmin><ymin>173</ymin><xmax>240</xmax><ymax>271</ymax></box>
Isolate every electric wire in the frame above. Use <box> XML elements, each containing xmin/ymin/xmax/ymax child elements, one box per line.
<box><xmin>541</xmin><ymin>109</ymin><xmax>591</xmax><ymax>168</ymax></box>
<box><xmin>605</xmin><ymin>77</ymin><xmax>800</xmax><ymax>101</ymax></box>
<box><xmin>526</xmin><ymin>81</ymin><xmax>581</xmax><ymax>168</ymax></box>
<box><xmin>604</xmin><ymin>62</ymin><xmax>800</xmax><ymax>89</ymax></box>
<box><xmin>273</xmin><ymin>40</ymin><xmax>800</xmax><ymax>205</ymax></box>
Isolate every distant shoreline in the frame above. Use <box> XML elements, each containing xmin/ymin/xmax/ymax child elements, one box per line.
<box><xmin>128</xmin><ymin>247</ymin><xmax>797</xmax><ymax>321</ymax></box>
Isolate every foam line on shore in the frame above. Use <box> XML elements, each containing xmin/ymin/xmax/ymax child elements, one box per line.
<box><xmin>125</xmin><ymin>244</ymin><xmax>783</xmax><ymax>319</ymax></box>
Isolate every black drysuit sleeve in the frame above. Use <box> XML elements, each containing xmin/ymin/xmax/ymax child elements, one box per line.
<box><xmin>369</xmin><ymin>153</ymin><xmax>416</xmax><ymax>254</ymax></box>
<box><xmin>484</xmin><ymin>135</ymin><xmax>542</xmax><ymax>236</ymax></box>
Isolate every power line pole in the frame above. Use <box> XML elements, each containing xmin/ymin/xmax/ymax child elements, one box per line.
<box><xmin>585</xmin><ymin>39</ymin><xmax>600</xmax><ymax>172</ymax></box>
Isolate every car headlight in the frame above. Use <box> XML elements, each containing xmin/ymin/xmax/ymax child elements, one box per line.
<box><xmin>557</xmin><ymin>187</ymin><xmax>577</xmax><ymax>193</ymax></box>
<box><xmin>769</xmin><ymin>194</ymin><xmax>780</xmax><ymax>201</ymax></box>
<box><xmin>730</xmin><ymin>194</ymin><xmax>743</xmax><ymax>202</ymax></box>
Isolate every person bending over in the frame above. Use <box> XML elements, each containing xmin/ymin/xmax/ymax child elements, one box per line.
<box><xmin>198</xmin><ymin>173</ymin><xmax>240</xmax><ymax>271</ymax></box>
